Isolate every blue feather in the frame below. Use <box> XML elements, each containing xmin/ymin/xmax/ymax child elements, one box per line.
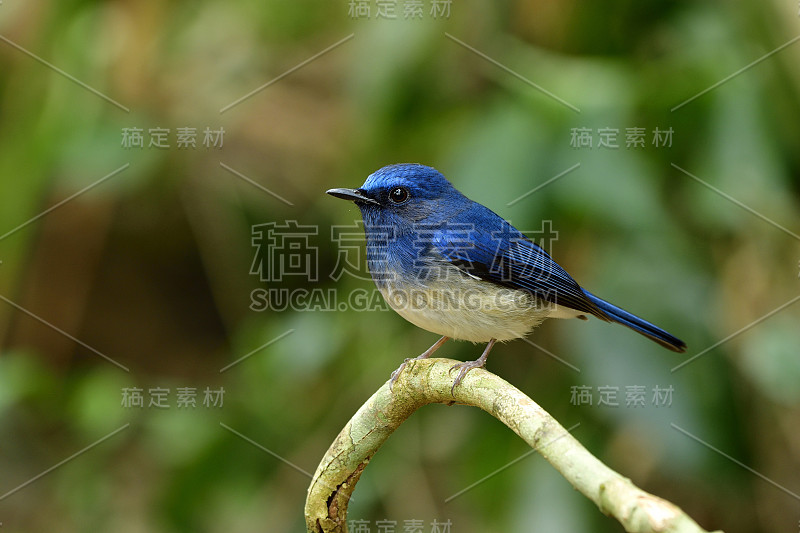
<box><xmin>582</xmin><ymin>289</ymin><xmax>686</xmax><ymax>352</ymax></box>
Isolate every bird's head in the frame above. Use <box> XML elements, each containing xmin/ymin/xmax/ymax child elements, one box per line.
<box><xmin>326</xmin><ymin>164</ymin><xmax>465</xmax><ymax>225</ymax></box>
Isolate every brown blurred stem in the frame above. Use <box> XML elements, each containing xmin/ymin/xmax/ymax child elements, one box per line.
<box><xmin>304</xmin><ymin>358</ymin><xmax>721</xmax><ymax>533</ymax></box>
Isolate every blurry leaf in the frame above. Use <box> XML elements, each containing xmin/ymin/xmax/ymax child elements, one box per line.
<box><xmin>740</xmin><ymin>315</ymin><xmax>800</xmax><ymax>406</ymax></box>
<box><xmin>0</xmin><ymin>351</ymin><xmax>57</xmax><ymax>417</ymax></box>
<box><xmin>68</xmin><ymin>369</ymin><xmax>131</xmax><ymax>436</ymax></box>
<box><xmin>144</xmin><ymin>407</ymin><xmax>220</xmax><ymax>466</ymax></box>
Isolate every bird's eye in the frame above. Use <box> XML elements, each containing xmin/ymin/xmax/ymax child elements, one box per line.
<box><xmin>388</xmin><ymin>187</ymin><xmax>410</xmax><ymax>204</ymax></box>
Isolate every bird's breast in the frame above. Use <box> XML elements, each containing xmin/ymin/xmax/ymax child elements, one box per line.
<box><xmin>376</xmin><ymin>261</ymin><xmax>549</xmax><ymax>343</ymax></box>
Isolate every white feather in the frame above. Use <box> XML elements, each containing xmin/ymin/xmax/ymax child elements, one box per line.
<box><xmin>379</xmin><ymin>262</ymin><xmax>573</xmax><ymax>343</ymax></box>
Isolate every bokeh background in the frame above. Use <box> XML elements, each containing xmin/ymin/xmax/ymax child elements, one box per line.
<box><xmin>1</xmin><ymin>1</ymin><xmax>799</xmax><ymax>532</ymax></box>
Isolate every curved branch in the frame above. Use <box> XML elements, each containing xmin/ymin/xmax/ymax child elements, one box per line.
<box><xmin>304</xmin><ymin>358</ymin><xmax>721</xmax><ymax>533</ymax></box>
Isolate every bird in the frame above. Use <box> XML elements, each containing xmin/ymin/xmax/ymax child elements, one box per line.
<box><xmin>326</xmin><ymin>164</ymin><xmax>686</xmax><ymax>393</ymax></box>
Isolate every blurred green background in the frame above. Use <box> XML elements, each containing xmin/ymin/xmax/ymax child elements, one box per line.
<box><xmin>1</xmin><ymin>1</ymin><xmax>799</xmax><ymax>532</ymax></box>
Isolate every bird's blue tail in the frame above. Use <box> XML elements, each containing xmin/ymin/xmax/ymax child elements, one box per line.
<box><xmin>582</xmin><ymin>290</ymin><xmax>686</xmax><ymax>353</ymax></box>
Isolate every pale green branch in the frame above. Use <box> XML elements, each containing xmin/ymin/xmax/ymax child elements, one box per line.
<box><xmin>304</xmin><ymin>358</ymin><xmax>721</xmax><ymax>533</ymax></box>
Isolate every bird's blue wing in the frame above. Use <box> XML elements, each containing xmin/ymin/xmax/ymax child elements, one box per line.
<box><xmin>430</xmin><ymin>220</ymin><xmax>608</xmax><ymax>319</ymax></box>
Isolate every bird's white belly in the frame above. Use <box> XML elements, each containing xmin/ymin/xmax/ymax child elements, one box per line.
<box><xmin>378</xmin><ymin>266</ymin><xmax>553</xmax><ymax>343</ymax></box>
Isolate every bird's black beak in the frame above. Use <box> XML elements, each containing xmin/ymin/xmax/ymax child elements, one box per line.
<box><xmin>326</xmin><ymin>188</ymin><xmax>380</xmax><ymax>205</ymax></box>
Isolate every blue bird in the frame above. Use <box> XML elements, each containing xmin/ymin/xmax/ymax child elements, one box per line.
<box><xmin>327</xmin><ymin>164</ymin><xmax>686</xmax><ymax>392</ymax></box>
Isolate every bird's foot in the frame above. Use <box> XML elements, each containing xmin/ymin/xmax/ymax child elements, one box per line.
<box><xmin>447</xmin><ymin>338</ymin><xmax>497</xmax><ymax>395</ymax></box>
<box><xmin>448</xmin><ymin>359</ymin><xmax>487</xmax><ymax>394</ymax></box>
<box><xmin>389</xmin><ymin>336</ymin><xmax>449</xmax><ymax>391</ymax></box>
<box><xmin>389</xmin><ymin>358</ymin><xmax>414</xmax><ymax>390</ymax></box>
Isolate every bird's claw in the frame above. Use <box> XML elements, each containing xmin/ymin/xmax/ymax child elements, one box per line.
<box><xmin>389</xmin><ymin>336</ymin><xmax>450</xmax><ymax>392</ymax></box>
<box><xmin>389</xmin><ymin>357</ymin><xmax>415</xmax><ymax>391</ymax></box>
<box><xmin>448</xmin><ymin>359</ymin><xmax>486</xmax><ymax>395</ymax></box>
